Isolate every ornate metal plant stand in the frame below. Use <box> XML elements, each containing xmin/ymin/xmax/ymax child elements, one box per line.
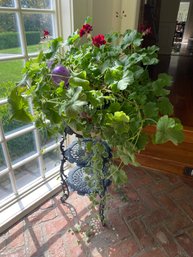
<box><xmin>59</xmin><ymin>127</ymin><xmax>112</xmax><ymax>225</ymax></box>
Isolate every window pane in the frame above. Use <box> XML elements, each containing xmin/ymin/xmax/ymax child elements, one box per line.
<box><xmin>23</xmin><ymin>13</ymin><xmax>53</xmax><ymax>54</ymax></box>
<box><xmin>0</xmin><ymin>60</ymin><xmax>23</xmax><ymax>89</ymax></box>
<box><xmin>0</xmin><ymin>174</ymin><xmax>13</xmax><ymax>201</ymax></box>
<box><xmin>43</xmin><ymin>149</ymin><xmax>60</xmax><ymax>173</ymax></box>
<box><xmin>0</xmin><ymin>0</ymin><xmax>15</xmax><ymax>7</ymax></box>
<box><xmin>0</xmin><ymin>104</ymin><xmax>32</xmax><ymax>133</ymax></box>
<box><xmin>15</xmin><ymin>159</ymin><xmax>40</xmax><ymax>190</ymax></box>
<box><xmin>0</xmin><ymin>13</ymin><xmax>21</xmax><ymax>55</ymax></box>
<box><xmin>7</xmin><ymin>132</ymin><xmax>36</xmax><ymax>163</ymax></box>
<box><xmin>0</xmin><ymin>144</ymin><xmax>6</xmax><ymax>172</ymax></box>
<box><xmin>40</xmin><ymin>129</ymin><xmax>59</xmax><ymax>147</ymax></box>
<box><xmin>21</xmin><ymin>0</ymin><xmax>52</xmax><ymax>9</ymax></box>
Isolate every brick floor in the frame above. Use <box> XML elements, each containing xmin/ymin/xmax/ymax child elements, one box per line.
<box><xmin>1</xmin><ymin>166</ymin><xmax>193</xmax><ymax>257</ymax></box>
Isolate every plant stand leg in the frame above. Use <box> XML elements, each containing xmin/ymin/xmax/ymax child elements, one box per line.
<box><xmin>60</xmin><ymin>178</ymin><xmax>70</xmax><ymax>203</ymax></box>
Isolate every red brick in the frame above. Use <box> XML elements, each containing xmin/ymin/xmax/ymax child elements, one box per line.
<box><xmin>25</xmin><ymin>225</ymin><xmax>45</xmax><ymax>257</ymax></box>
<box><xmin>44</xmin><ymin>217</ymin><xmax>68</xmax><ymax>237</ymax></box>
<box><xmin>175</xmin><ymin>233</ymin><xmax>193</xmax><ymax>256</ymax></box>
<box><xmin>143</xmin><ymin>208</ymin><xmax>170</xmax><ymax>228</ymax></box>
<box><xmin>6</xmin><ymin>248</ymin><xmax>26</xmax><ymax>257</ymax></box>
<box><xmin>157</xmin><ymin>194</ymin><xmax>180</xmax><ymax>213</ymax></box>
<box><xmin>177</xmin><ymin>200</ymin><xmax>193</xmax><ymax>220</ymax></box>
<box><xmin>166</xmin><ymin>213</ymin><xmax>192</xmax><ymax>235</ymax></box>
<box><xmin>6</xmin><ymin>222</ymin><xmax>25</xmax><ymax>249</ymax></box>
<box><xmin>26</xmin><ymin>208</ymin><xmax>57</xmax><ymax>226</ymax></box>
<box><xmin>108</xmin><ymin>238</ymin><xmax>139</xmax><ymax>257</ymax></box>
<box><xmin>169</xmin><ymin>185</ymin><xmax>193</xmax><ymax>201</ymax></box>
<box><xmin>107</xmin><ymin>210</ymin><xmax>131</xmax><ymax>240</ymax></box>
<box><xmin>152</xmin><ymin>226</ymin><xmax>181</xmax><ymax>257</ymax></box>
<box><xmin>48</xmin><ymin>236</ymin><xmax>66</xmax><ymax>257</ymax></box>
<box><xmin>138</xmin><ymin>248</ymin><xmax>166</xmax><ymax>257</ymax></box>
<box><xmin>132</xmin><ymin>175</ymin><xmax>153</xmax><ymax>189</ymax></box>
<box><xmin>137</xmin><ymin>188</ymin><xmax>160</xmax><ymax>210</ymax></box>
<box><xmin>129</xmin><ymin>218</ymin><xmax>155</xmax><ymax>249</ymax></box>
<box><xmin>120</xmin><ymin>201</ymin><xmax>147</xmax><ymax>222</ymax></box>
<box><xmin>121</xmin><ymin>185</ymin><xmax>140</xmax><ymax>202</ymax></box>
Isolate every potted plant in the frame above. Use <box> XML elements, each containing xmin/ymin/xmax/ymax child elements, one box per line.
<box><xmin>8</xmin><ymin>17</ymin><xmax>184</xmax><ymax>209</ymax></box>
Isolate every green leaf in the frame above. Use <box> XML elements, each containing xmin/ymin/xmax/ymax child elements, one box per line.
<box><xmin>84</xmin><ymin>16</ymin><xmax>92</xmax><ymax>24</ymax></box>
<box><xmin>8</xmin><ymin>87</ymin><xmax>33</xmax><ymax>123</ymax></box>
<box><xmin>104</xmin><ymin>67</ymin><xmax>123</xmax><ymax>85</ymax></box>
<box><xmin>135</xmin><ymin>133</ymin><xmax>148</xmax><ymax>150</ymax></box>
<box><xmin>154</xmin><ymin>115</ymin><xmax>184</xmax><ymax>145</ymax></box>
<box><xmin>66</xmin><ymin>31</ymin><xmax>80</xmax><ymax>45</ymax></box>
<box><xmin>117</xmin><ymin>70</ymin><xmax>134</xmax><ymax>90</ymax></box>
<box><xmin>143</xmin><ymin>102</ymin><xmax>159</xmax><ymax>118</ymax></box>
<box><xmin>69</xmin><ymin>77</ymin><xmax>90</xmax><ymax>90</ymax></box>
<box><xmin>108</xmin><ymin>102</ymin><xmax>121</xmax><ymax>113</ymax></box>
<box><xmin>157</xmin><ymin>97</ymin><xmax>174</xmax><ymax>115</ymax></box>
<box><xmin>111</xmin><ymin>165</ymin><xmax>128</xmax><ymax>185</ymax></box>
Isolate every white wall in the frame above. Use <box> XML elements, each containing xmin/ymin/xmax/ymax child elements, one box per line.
<box><xmin>72</xmin><ymin>0</ymin><xmax>141</xmax><ymax>35</ymax></box>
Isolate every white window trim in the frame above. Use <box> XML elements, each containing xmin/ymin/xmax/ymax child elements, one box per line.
<box><xmin>0</xmin><ymin>0</ymin><xmax>74</xmax><ymax>234</ymax></box>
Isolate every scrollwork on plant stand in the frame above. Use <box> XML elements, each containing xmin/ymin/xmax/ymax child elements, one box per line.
<box><xmin>59</xmin><ymin>127</ymin><xmax>112</xmax><ymax>225</ymax></box>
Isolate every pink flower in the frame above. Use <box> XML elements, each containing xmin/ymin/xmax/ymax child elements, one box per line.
<box><xmin>92</xmin><ymin>34</ymin><xmax>106</xmax><ymax>47</ymax></box>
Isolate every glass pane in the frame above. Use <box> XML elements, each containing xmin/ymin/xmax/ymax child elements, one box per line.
<box><xmin>7</xmin><ymin>132</ymin><xmax>36</xmax><ymax>163</ymax></box>
<box><xmin>21</xmin><ymin>0</ymin><xmax>52</xmax><ymax>9</ymax></box>
<box><xmin>0</xmin><ymin>174</ymin><xmax>13</xmax><ymax>201</ymax></box>
<box><xmin>0</xmin><ymin>0</ymin><xmax>14</xmax><ymax>7</ymax></box>
<box><xmin>15</xmin><ymin>158</ymin><xmax>40</xmax><ymax>190</ymax></box>
<box><xmin>0</xmin><ymin>13</ymin><xmax>21</xmax><ymax>55</ymax></box>
<box><xmin>23</xmin><ymin>13</ymin><xmax>53</xmax><ymax>54</ymax></box>
<box><xmin>0</xmin><ymin>60</ymin><xmax>23</xmax><ymax>90</ymax></box>
<box><xmin>0</xmin><ymin>144</ymin><xmax>6</xmax><ymax>172</ymax></box>
<box><xmin>0</xmin><ymin>104</ymin><xmax>32</xmax><ymax>133</ymax></box>
<box><xmin>43</xmin><ymin>149</ymin><xmax>60</xmax><ymax>173</ymax></box>
<box><xmin>40</xmin><ymin>129</ymin><xmax>59</xmax><ymax>147</ymax></box>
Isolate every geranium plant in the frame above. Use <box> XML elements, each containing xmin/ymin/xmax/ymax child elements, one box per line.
<box><xmin>8</xmin><ymin>17</ymin><xmax>184</xmax><ymax>188</ymax></box>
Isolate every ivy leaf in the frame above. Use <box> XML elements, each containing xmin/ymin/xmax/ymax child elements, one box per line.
<box><xmin>154</xmin><ymin>115</ymin><xmax>184</xmax><ymax>145</ymax></box>
<box><xmin>158</xmin><ymin>97</ymin><xmax>174</xmax><ymax>115</ymax></box>
<box><xmin>111</xmin><ymin>165</ymin><xmax>128</xmax><ymax>185</ymax></box>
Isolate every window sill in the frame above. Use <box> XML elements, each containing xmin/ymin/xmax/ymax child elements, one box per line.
<box><xmin>0</xmin><ymin>166</ymin><xmax>68</xmax><ymax>234</ymax></box>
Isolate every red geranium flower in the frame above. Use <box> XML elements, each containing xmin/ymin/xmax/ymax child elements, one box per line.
<box><xmin>43</xmin><ymin>30</ymin><xmax>50</xmax><ymax>39</ymax></box>
<box><xmin>79</xmin><ymin>23</ymin><xmax>93</xmax><ymax>37</ymax></box>
<box><xmin>92</xmin><ymin>34</ymin><xmax>106</xmax><ymax>47</ymax></box>
<box><xmin>82</xmin><ymin>24</ymin><xmax>93</xmax><ymax>33</ymax></box>
<box><xmin>139</xmin><ymin>24</ymin><xmax>152</xmax><ymax>36</ymax></box>
<box><xmin>79</xmin><ymin>28</ymin><xmax>86</xmax><ymax>37</ymax></box>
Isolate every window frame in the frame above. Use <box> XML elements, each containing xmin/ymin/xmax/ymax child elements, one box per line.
<box><xmin>0</xmin><ymin>0</ymin><xmax>74</xmax><ymax>234</ymax></box>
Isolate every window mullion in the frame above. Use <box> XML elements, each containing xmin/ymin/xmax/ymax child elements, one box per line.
<box><xmin>29</xmin><ymin>99</ymin><xmax>45</xmax><ymax>178</ymax></box>
<box><xmin>15</xmin><ymin>0</ymin><xmax>28</xmax><ymax>61</ymax></box>
<box><xmin>0</xmin><ymin>122</ymin><xmax>18</xmax><ymax>195</ymax></box>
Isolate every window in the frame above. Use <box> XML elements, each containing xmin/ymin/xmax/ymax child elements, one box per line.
<box><xmin>0</xmin><ymin>0</ymin><xmax>73</xmax><ymax>233</ymax></box>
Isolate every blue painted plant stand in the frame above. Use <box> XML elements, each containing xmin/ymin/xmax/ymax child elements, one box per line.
<box><xmin>59</xmin><ymin>127</ymin><xmax>112</xmax><ymax>225</ymax></box>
